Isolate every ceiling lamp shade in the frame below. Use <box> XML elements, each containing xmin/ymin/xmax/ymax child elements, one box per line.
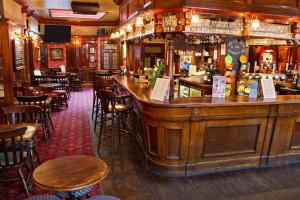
<box><xmin>115</xmin><ymin>31</ymin><xmax>120</xmax><ymax>38</ymax></box>
<box><xmin>120</xmin><ymin>29</ymin><xmax>126</xmax><ymax>36</ymax></box>
<box><xmin>191</xmin><ymin>14</ymin><xmax>200</xmax><ymax>25</ymax></box>
<box><xmin>126</xmin><ymin>24</ymin><xmax>133</xmax><ymax>33</ymax></box>
<box><xmin>136</xmin><ymin>16</ymin><xmax>144</xmax><ymax>27</ymax></box>
<box><xmin>110</xmin><ymin>32</ymin><xmax>116</xmax><ymax>39</ymax></box>
<box><xmin>251</xmin><ymin>19</ymin><xmax>260</xmax><ymax>29</ymax></box>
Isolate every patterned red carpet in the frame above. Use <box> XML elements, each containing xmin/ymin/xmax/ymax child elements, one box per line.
<box><xmin>0</xmin><ymin>88</ymin><xmax>99</xmax><ymax>199</ymax></box>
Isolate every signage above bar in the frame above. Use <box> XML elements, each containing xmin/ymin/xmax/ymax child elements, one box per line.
<box><xmin>116</xmin><ymin>10</ymin><xmax>297</xmax><ymax>41</ymax></box>
<box><xmin>185</xmin><ymin>18</ymin><xmax>244</xmax><ymax>36</ymax></box>
<box><xmin>247</xmin><ymin>21</ymin><xmax>292</xmax><ymax>39</ymax></box>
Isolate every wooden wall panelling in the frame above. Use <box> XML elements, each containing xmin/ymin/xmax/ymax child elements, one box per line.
<box><xmin>128</xmin><ymin>0</ymin><xmax>139</xmax><ymax>19</ymax></box>
<box><xmin>0</xmin><ymin>22</ymin><xmax>14</xmax><ymax>105</ymax></box>
<box><xmin>40</xmin><ymin>42</ymin><xmax>47</xmax><ymax>70</ymax></box>
<box><xmin>153</xmin><ymin>0</ymin><xmax>183</xmax><ymax>8</ymax></box>
<box><xmin>260</xmin><ymin>105</ymin><xmax>277</xmax><ymax>167</ymax></box>
<box><xmin>184</xmin><ymin>0</ymin><xmax>246</xmax><ymax>13</ymax></box>
<box><xmin>28</xmin><ymin>39</ymin><xmax>35</xmax><ymax>77</ymax></box>
<box><xmin>187</xmin><ymin>106</ymin><xmax>269</xmax><ymax>175</ymax></box>
<box><xmin>268</xmin><ymin>104</ymin><xmax>300</xmax><ymax>166</ymax></box>
<box><xmin>144</xmin><ymin>117</ymin><xmax>190</xmax><ymax>175</ymax></box>
<box><xmin>120</xmin><ymin>4</ymin><xmax>128</xmax><ymax>24</ymax></box>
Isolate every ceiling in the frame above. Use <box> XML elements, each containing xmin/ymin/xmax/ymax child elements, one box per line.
<box><xmin>24</xmin><ymin>0</ymin><xmax>119</xmax><ymax>21</ymax></box>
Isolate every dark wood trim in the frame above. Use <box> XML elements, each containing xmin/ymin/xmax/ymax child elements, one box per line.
<box><xmin>38</xmin><ymin>18</ymin><xmax>119</xmax><ymax>26</ymax></box>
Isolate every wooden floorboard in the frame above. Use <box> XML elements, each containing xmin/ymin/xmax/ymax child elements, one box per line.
<box><xmin>89</xmin><ymin>112</ymin><xmax>300</xmax><ymax>200</ymax></box>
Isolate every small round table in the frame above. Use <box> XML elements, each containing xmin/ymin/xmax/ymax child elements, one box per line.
<box><xmin>33</xmin><ymin>155</ymin><xmax>108</xmax><ymax>198</ymax></box>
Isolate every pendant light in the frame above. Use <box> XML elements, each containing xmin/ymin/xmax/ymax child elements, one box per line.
<box><xmin>251</xmin><ymin>18</ymin><xmax>260</xmax><ymax>30</ymax></box>
<box><xmin>120</xmin><ymin>29</ymin><xmax>125</xmax><ymax>36</ymax></box>
<box><xmin>136</xmin><ymin>16</ymin><xmax>144</xmax><ymax>28</ymax></box>
<box><xmin>191</xmin><ymin>14</ymin><xmax>200</xmax><ymax>25</ymax></box>
<box><xmin>126</xmin><ymin>24</ymin><xmax>133</xmax><ymax>33</ymax></box>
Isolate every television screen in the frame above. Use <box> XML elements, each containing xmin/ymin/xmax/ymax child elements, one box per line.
<box><xmin>44</xmin><ymin>25</ymin><xmax>71</xmax><ymax>43</ymax></box>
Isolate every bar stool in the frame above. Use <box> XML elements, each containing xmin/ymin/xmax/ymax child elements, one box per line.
<box><xmin>96</xmin><ymin>89</ymin><xmax>132</xmax><ymax>165</ymax></box>
<box><xmin>93</xmin><ymin>78</ymin><xmax>118</xmax><ymax>132</ymax></box>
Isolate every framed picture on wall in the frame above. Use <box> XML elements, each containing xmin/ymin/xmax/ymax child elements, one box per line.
<box><xmin>90</xmin><ymin>47</ymin><xmax>95</xmax><ymax>54</ymax></box>
<box><xmin>90</xmin><ymin>55</ymin><xmax>95</xmax><ymax>63</ymax></box>
<box><xmin>50</xmin><ymin>48</ymin><xmax>63</xmax><ymax>60</ymax></box>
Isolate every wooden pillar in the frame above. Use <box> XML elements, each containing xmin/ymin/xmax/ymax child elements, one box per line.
<box><xmin>292</xmin><ymin>41</ymin><xmax>298</xmax><ymax>67</ymax></box>
<box><xmin>166</xmin><ymin>38</ymin><xmax>174</xmax><ymax>99</ymax></box>
<box><xmin>0</xmin><ymin>21</ymin><xmax>14</xmax><ymax>105</ymax></box>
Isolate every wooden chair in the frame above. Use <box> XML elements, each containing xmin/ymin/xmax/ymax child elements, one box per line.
<box><xmin>31</xmin><ymin>75</ymin><xmax>49</xmax><ymax>86</ymax></box>
<box><xmin>96</xmin><ymin>89</ymin><xmax>132</xmax><ymax>165</ymax></box>
<box><xmin>52</xmin><ymin>85</ymin><xmax>69</xmax><ymax>109</ymax></box>
<box><xmin>16</xmin><ymin>95</ymin><xmax>53</xmax><ymax>143</ymax></box>
<box><xmin>13</xmin><ymin>86</ymin><xmax>26</xmax><ymax>98</ymax></box>
<box><xmin>0</xmin><ymin>127</ymin><xmax>29</xmax><ymax>198</ymax></box>
<box><xmin>51</xmin><ymin>75</ymin><xmax>71</xmax><ymax>99</ymax></box>
<box><xmin>2</xmin><ymin>105</ymin><xmax>42</xmax><ymax>168</ymax></box>
<box><xmin>93</xmin><ymin>78</ymin><xmax>119</xmax><ymax>131</ymax></box>
<box><xmin>70</xmin><ymin>73</ymin><xmax>83</xmax><ymax>91</ymax></box>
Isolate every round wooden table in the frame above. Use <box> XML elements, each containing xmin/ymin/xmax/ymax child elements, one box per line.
<box><xmin>33</xmin><ymin>155</ymin><xmax>109</xmax><ymax>193</ymax></box>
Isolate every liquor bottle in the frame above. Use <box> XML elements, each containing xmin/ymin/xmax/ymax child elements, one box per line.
<box><xmin>254</xmin><ymin>61</ymin><xmax>260</xmax><ymax>73</ymax></box>
<box><xmin>292</xmin><ymin>72</ymin><xmax>299</xmax><ymax>88</ymax></box>
<box><xmin>204</xmin><ymin>65</ymin><xmax>212</xmax><ymax>84</ymax></box>
<box><xmin>203</xmin><ymin>65</ymin><xmax>208</xmax><ymax>83</ymax></box>
<box><xmin>214</xmin><ymin>64</ymin><xmax>220</xmax><ymax>76</ymax></box>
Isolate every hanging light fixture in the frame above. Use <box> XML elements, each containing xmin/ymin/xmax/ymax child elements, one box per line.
<box><xmin>120</xmin><ymin>29</ymin><xmax>126</xmax><ymax>36</ymax></box>
<box><xmin>251</xmin><ymin>18</ymin><xmax>260</xmax><ymax>30</ymax></box>
<box><xmin>191</xmin><ymin>14</ymin><xmax>200</xmax><ymax>25</ymax></box>
<box><xmin>110</xmin><ymin>32</ymin><xmax>116</xmax><ymax>39</ymax></box>
<box><xmin>126</xmin><ymin>24</ymin><xmax>133</xmax><ymax>33</ymax></box>
<box><xmin>136</xmin><ymin>16</ymin><xmax>144</xmax><ymax>28</ymax></box>
<box><xmin>115</xmin><ymin>31</ymin><xmax>120</xmax><ymax>38</ymax></box>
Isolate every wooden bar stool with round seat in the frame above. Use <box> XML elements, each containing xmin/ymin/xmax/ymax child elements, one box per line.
<box><xmin>93</xmin><ymin>78</ymin><xmax>118</xmax><ymax>132</ymax></box>
<box><xmin>96</xmin><ymin>89</ymin><xmax>133</xmax><ymax>166</ymax></box>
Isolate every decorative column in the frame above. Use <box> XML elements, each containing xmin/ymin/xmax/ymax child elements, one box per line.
<box><xmin>166</xmin><ymin>38</ymin><xmax>174</xmax><ymax>99</ymax></box>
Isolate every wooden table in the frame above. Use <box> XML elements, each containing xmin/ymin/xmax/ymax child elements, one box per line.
<box><xmin>0</xmin><ymin>123</ymin><xmax>38</xmax><ymax>141</ymax></box>
<box><xmin>33</xmin><ymin>155</ymin><xmax>109</xmax><ymax>195</ymax></box>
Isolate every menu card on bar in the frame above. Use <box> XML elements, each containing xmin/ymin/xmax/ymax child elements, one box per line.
<box><xmin>261</xmin><ymin>79</ymin><xmax>276</xmax><ymax>99</ymax></box>
<box><xmin>150</xmin><ymin>78</ymin><xmax>170</xmax><ymax>101</ymax></box>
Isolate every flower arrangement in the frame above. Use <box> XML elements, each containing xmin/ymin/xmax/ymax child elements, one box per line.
<box><xmin>144</xmin><ymin>61</ymin><xmax>164</xmax><ymax>86</ymax></box>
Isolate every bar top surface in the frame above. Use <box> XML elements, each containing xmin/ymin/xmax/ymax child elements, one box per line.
<box><xmin>113</xmin><ymin>75</ymin><xmax>300</xmax><ymax>107</ymax></box>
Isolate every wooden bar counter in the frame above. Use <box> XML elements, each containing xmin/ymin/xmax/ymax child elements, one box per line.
<box><xmin>114</xmin><ymin>75</ymin><xmax>300</xmax><ymax>176</ymax></box>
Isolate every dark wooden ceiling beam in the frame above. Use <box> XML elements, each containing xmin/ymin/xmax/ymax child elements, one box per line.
<box><xmin>38</xmin><ymin>18</ymin><xmax>119</xmax><ymax>26</ymax></box>
<box><xmin>113</xmin><ymin>0</ymin><xmax>123</xmax><ymax>6</ymax></box>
